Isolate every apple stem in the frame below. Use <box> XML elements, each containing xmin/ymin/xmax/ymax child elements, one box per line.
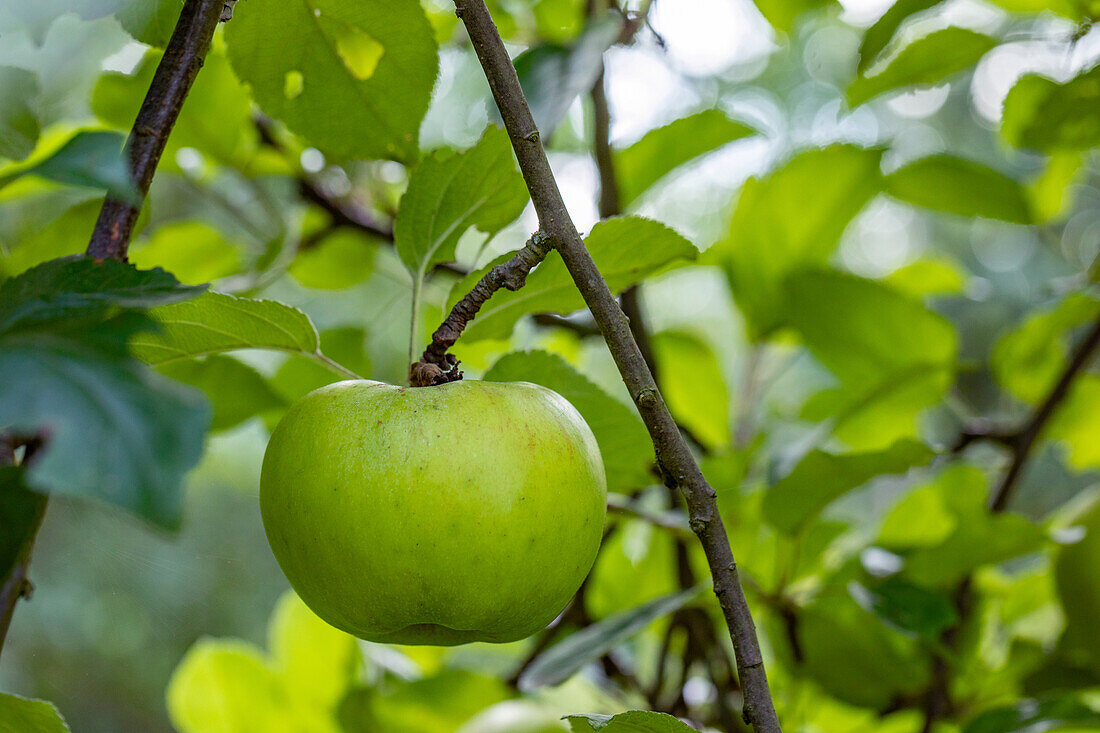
<box><xmin>409</xmin><ymin>230</ymin><xmax>554</xmax><ymax>387</ymax></box>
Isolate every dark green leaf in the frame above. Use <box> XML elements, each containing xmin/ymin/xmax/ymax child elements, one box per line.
<box><xmin>225</xmin><ymin>0</ymin><xmax>438</xmax><ymax>162</ymax></box>
<box><xmin>484</xmin><ymin>350</ymin><xmax>653</xmax><ymax>493</ymax></box>
<box><xmin>847</xmin><ymin>28</ymin><xmax>996</xmax><ymax>107</ymax></box>
<box><xmin>566</xmin><ymin>710</ymin><xmax>699</xmax><ymax>732</ymax></box>
<box><xmin>513</xmin><ymin>15</ymin><xmax>620</xmax><ymax>136</ymax></box>
<box><xmin>1002</xmin><ymin>64</ymin><xmax>1100</xmax><ymax>153</ymax></box>
<box><xmin>0</xmin><ymin>692</ymin><xmax>70</xmax><ymax>733</ymax></box>
<box><xmin>857</xmin><ymin>0</ymin><xmax>942</xmax><ymax>73</ymax></box>
<box><xmin>963</xmin><ymin>697</ymin><xmax>1100</xmax><ymax>733</ymax></box>
<box><xmin>886</xmin><ymin>154</ymin><xmax>1033</xmax><ymax>224</ymax></box>
<box><xmin>0</xmin><ymin>66</ymin><xmax>40</xmax><ymax>161</ymax></box>
<box><xmin>0</xmin><ymin>255</ymin><xmax>205</xmax><ymax>334</ymax></box>
<box><xmin>764</xmin><ymin>439</ymin><xmax>934</xmax><ymax>534</ymax></box>
<box><xmin>848</xmin><ymin>577</ymin><xmax>958</xmax><ymax>636</ymax></box>
<box><xmin>518</xmin><ymin>588</ymin><xmax>700</xmax><ymax>690</ymax></box>
<box><xmin>0</xmin><ymin>131</ymin><xmax>138</xmax><ymax>202</ymax></box>
<box><xmin>394</xmin><ymin>126</ymin><xmax>527</xmax><ymax>280</ymax></box>
<box><xmin>456</xmin><ymin>216</ymin><xmax>696</xmax><ymax>341</ymax></box>
<box><xmin>708</xmin><ymin>145</ymin><xmax>883</xmax><ymax>339</ymax></box>
<box><xmin>615</xmin><ymin>110</ymin><xmax>755</xmax><ymax>208</ymax></box>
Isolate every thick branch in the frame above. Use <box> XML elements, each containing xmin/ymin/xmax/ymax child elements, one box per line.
<box><xmin>411</xmin><ymin>232</ymin><xmax>553</xmax><ymax>386</ymax></box>
<box><xmin>88</xmin><ymin>0</ymin><xmax>227</xmax><ymax>259</ymax></box>
<box><xmin>452</xmin><ymin>2</ymin><xmax>781</xmax><ymax>729</ymax></box>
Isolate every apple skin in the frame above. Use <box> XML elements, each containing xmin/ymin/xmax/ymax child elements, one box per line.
<box><xmin>260</xmin><ymin>379</ymin><xmax>607</xmax><ymax>646</ymax></box>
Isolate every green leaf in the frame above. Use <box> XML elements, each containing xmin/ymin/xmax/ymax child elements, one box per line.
<box><xmin>566</xmin><ymin>710</ymin><xmax>699</xmax><ymax>732</ymax></box>
<box><xmin>781</xmin><ymin>269</ymin><xmax>957</xmax><ymax>449</ymax></box>
<box><xmin>752</xmin><ymin>0</ymin><xmax>834</xmax><ymax>33</ymax></box>
<box><xmin>114</xmin><ymin>0</ymin><xmax>181</xmax><ymax>46</ymax></box>
<box><xmin>615</xmin><ymin>110</ymin><xmax>755</xmax><ymax>209</ymax></box>
<box><xmin>131</xmin><ymin>292</ymin><xmax>320</xmax><ymax>364</ymax></box>
<box><xmin>457</xmin><ymin>216</ymin><xmax>696</xmax><ymax>341</ymax></box>
<box><xmin>894</xmin><ymin>465</ymin><xmax>1045</xmax><ymax>586</ymax></box>
<box><xmin>394</xmin><ymin>126</ymin><xmax>527</xmax><ymax>280</ymax></box>
<box><xmin>518</xmin><ymin>587</ymin><xmax>700</xmax><ymax>690</ymax></box>
<box><xmin>0</xmin><ymin>255</ymin><xmax>205</xmax><ymax>333</ymax></box>
<box><xmin>0</xmin><ymin>692</ymin><xmax>70</xmax><ymax>733</ymax></box>
<box><xmin>513</xmin><ymin>15</ymin><xmax>621</xmax><ymax>137</ymax></box>
<box><xmin>0</xmin><ymin>332</ymin><xmax>209</xmax><ymax>527</ymax></box>
<box><xmin>708</xmin><ymin>145</ymin><xmax>883</xmax><ymax>340</ymax></box>
<box><xmin>856</xmin><ymin>0</ymin><xmax>942</xmax><ymax>73</ymax></box>
<box><xmin>290</xmin><ymin>230</ymin><xmax>377</xmax><ymax>290</ymax></box>
<box><xmin>763</xmin><ymin>439</ymin><xmax>934</xmax><ymax>534</ymax></box>
<box><xmin>94</xmin><ymin>48</ymin><xmax>256</xmax><ymax>167</ymax></box>
<box><xmin>158</xmin><ymin>356</ymin><xmax>286</xmax><ymax>431</ymax></box>
<box><xmin>992</xmin><ymin>293</ymin><xmax>1100</xmax><ymax>404</ymax></box>
<box><xmin>885</xmin><ymin>154</ymin><xmax>1034</xmax><ymax>224</ymax></box>
<box><xmin>0</xmin><ymin>66</ymin><xmax>41</xmax><ymax>161</ymax></box>
<box><xmin>269</xmin><ymin>328</ymin><xmax>371</xmax><ymax>405</ymax></box>
<box><xmin>963</xmin><ymin>697</ymin><xmax>1100</xmax><ymax>733</ymax></box>
<box><xmin>1049</xmin><ymin>375</ymin><xmax>1100</xmax><ymax>471</ymax></box>
<box><xmin>1056</xmin><ymin>505</ymin><xmax>1100</xmax><ymax>659</ymax></box>
<box><xmin>651</xmin><ymin>331</ymin><xmax>730</xmax><ymax>449</ymax></box>
<box><xmin>0</xmin><ymin>131</ymin><xmax>138</xmax><ymax>202</ymax></box>
<box><xmin>848</xmin><ymin>577</ymin><xmax>958</xmax><ymax>637</ymax></box>
<box><xmin>798</xmin><ymin>591</ymin><xmax>931</xmax><ymax>708</ymax></box>
<box><xmin>1002</xmin><ymin>64</ymin><xmax>1100</xmax><ymax>153</ymax></box>
<box><xmin>341</xmin><ymin>670</ymin><xmax>509</xmax><ymax>733</ymax></box>
<box><xmin>847</xmin><ymin>28</ymin><xmax>997</xmax><ymax>107</ymax></box>
<box><xmin>129</xmin><ymin>222</ymin><xmax>244</xmax><ymax>286</ymax></box>
<box><xmin>484</xmin><ymin>350</ymin><xmax>652</xmax><ymax>492</ymax></box>
<box><xmin>225</xmin><ymin>0</ymin><xmax>438</xmax><ymax>163</ymax></box>
<box><xmin>881</xmin><ymin>258</ymin><xmax>966</xmax><ymax>298</ymax></box>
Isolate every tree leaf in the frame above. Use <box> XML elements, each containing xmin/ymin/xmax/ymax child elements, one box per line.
<box><xmin>513</xmin><ymin>15</ymin><xmax>621</xmax><ymax>137</ymax></box>
<box><xmin>615</xmin><ymin>110</ymin><xmax>756</xmax><ymax>209</ymax></box>
<box><xmin>856</xmin><ymin>0</ymin><xmax>942</xmax><ymax>74</ymax></box>
<box><xmin>1002</xmin><ymin>64</ymin><xmax>1100</xmax><ymax>153</ymax></box>
<box><xmin>518</xmin><ymin>587</ymin><xmax>700</xmax><ymax>690</ymax></box>
<box><xmin>763</xmin><ymin>439</ymin><xmax>934</xmax><ymax>534</ymax></box>
<box><xmin>752</xmin><ymin>0</ymin><xmax>834</xmax><ymax>33</ymax></box>
<box><xmin>289</xmin><ymin>230</ymin><xmax>377</xmax><ymax>290</ymax></box>
<box><xmin>1049</xmin><ymin>375</ymin><xmax>1100</xmax><ymax>471</ymax></box>
<box><xmin>484</xmin><ymin>350</ymin><xmax>653</xmax><ymax>493</ymax></box>
<box><xmin>963</xmin><ymin>697</ymin><xmax>1100</xmax><ymax>733</ymax></box>
<box><xmin>225</xmin><ymin>0</ymin><xmax>438</xmax><ymax>163</ymax></box>
<box><xmin>456</xmin><ymin>216</ymin><xmax>696</xmax><ymax>341</ymax></box>
<box><xmin>0</xmin><ymin>332</ymin><xmax>210</xmax><ymax>527</ymax></box>
<box><xmin>0</xmin><ymin>255</ymin><xmax>205</xmax><ymax>333</ymax></box>
<box><xmin>651</xmin><ymin>331</ymin><xmax>730</xmax><ymax>449</ymax></box>
<box><xmin>0</xmin><ymin>66</ymin><xmax>40</xmax><ymax>161</ymax></box>
<box><xmin>847</xmin><ymin>28</ymin><xmax>997</xmax><ymax>107</ymax></box>
<box><xmin>781</xmin><ymin>269</ymin><xmax>957</xmax><ymax>449</ymax></box>
<box><xmin>992</xmin><ymin>293</ymin><xmax>1100</xmax><ymax>404</ymax></box>
<box><xmin>848</xmin><ymin>577</ymin><xmax>958</xmax><ymax>637</ymax></box>
<box><xmin>158</xmin><ymin>356</ymin><xmax>287</xmax><ymax>431</ymax></box>
<box><xmin>130</xmin><ymin>292</ymin><xmax>321</xmax><ymax>364</ymax></box>
<box><xmin>129</xmin><ymin>222</ymin><xmax>244</xmax><ymax>286</ymax></box>
<box><xmin>885</xmin><ymin>154</ymin><xmax>1033</xmax><ymax>224</ymax></box>
<box><xmin>566</xmin><ymin>710</ymin><xmax>700</xmax><ymax>732</ymax></box>
<box><xmin>394</xmin><ymin>126</ymin><xmax>527</xmax><ymax>279</ymax></box>
<box><xmin>113</xmin><ymin>0</ymin><xmax>181</xmax><ymax>46</ymax></box>
<box><xmin>341</xmin><ymin>670</ymin><xmax>509</xmax><ymax>733</ymax></box>
<box><xmin>707</xmin><ymin>145</ymin><xmax>883</xmax><ymax>340</ymax></box>
<box><xmin>0</xmin><ymin>692</ymin><xmax>70</xmax><ymax>733</ymax></box>
<box><xmin>0</xmin><ymin>131</ymin><xmax>138</xmax><ymax>202</ymax></box>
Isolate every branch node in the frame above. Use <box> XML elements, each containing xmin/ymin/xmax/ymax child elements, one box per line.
<box><xmin>635</xmin><ymin>387</ymin><xmax>658</xmax><ymax>408</ymax></box>
<box><xmin>524</xmin><ymin>129</ymin><xmax>541</xmax><ymax>144</ymax></box>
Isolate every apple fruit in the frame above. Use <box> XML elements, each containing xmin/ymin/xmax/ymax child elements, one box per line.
<box><xmin>260</xmin><ymin>378</ymin><xmax>607</xmax><ymax>645</ymax></box>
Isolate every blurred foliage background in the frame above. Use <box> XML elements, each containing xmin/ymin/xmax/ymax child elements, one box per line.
<box><xmin>0</xmin><ymin>0</ymin><xmax>1099</xmax><ymax>730</ymax></box>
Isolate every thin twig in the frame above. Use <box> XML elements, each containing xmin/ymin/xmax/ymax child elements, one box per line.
<box><xmin>989</xmin><ymin>316</ymin><xmax>1100</xmax><ymax>512</ymax></box>
<box><xmin>451</xmin><ymin>2</ymin><xmax>781</xmax><ymax>728</ymax></box>
<box><xmin>410</xmin><ymin>231</ymin><xmax>554</xmax><ymax>386</ymax></box>
<box><xmin>88</xmin><ymin>0</ymin><xmax>228</xmax><ymax>259</ymax></box>
<box><xmin>0</xmin><ymin>436</ymin><xmax>48</xmax><ymax>657</ymax></box>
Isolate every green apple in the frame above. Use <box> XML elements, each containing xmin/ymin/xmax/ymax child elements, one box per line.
<box><xmin>260</xmin><ymin>379</ymin><xmax>606</xmax><ymax>646</ymax></box>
